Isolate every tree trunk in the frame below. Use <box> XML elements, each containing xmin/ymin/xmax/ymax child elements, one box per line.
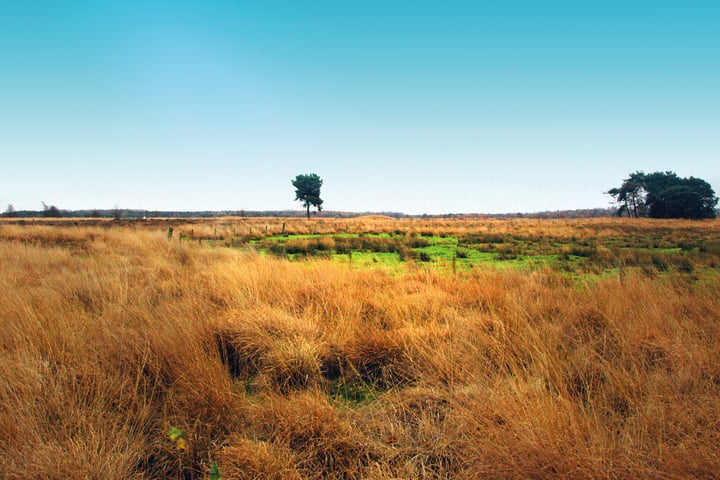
<box><xmin>306</xmin><ymin>203</ymin><xmax>310</xmax><ymax>219</ymax></box>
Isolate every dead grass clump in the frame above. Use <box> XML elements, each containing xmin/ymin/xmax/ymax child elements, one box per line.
<box><xmin>17</xmin><ymin>434</ymin><xmax>146</xmax><ymax>480</ymax></box>
<box><xmin>246</xmin><ymin>391</ymin><xmax>379</xmax><ymax>479</ymax></box>
<box><xmin>391</xmin><ymin>321</ymin><xmax>488</xmax><ymax>387</ymax></box>
<box><xmin>564</xmin><ymin>347</ymin><xmax>609</xmax><ymax>405</ymax></box>
<box><xmin>215</xmin><ymin>307</ymin><xmax>322</xmax><ymax>392</ymax></box>
<box><xmin>217</xmin><ymin>437</ymin><xmax>303</xmax><ymax>480</ymax></box>
<box><xmin>384</xmin><ymin>387</ymin><xmax>451</xmax><ymax>437</ymax></box>
<box><xmin>362</xmin><ymin>387</ymin><xmax>473</xmax><ymax>479</ymax></box>
<box><xmin>446</xmin><ymin>383</ymin><xmax>626</xmax><ymax>480</ymax></box>
<box><xmin>342</xmin><ymin>329</ymin><xmax>414</xmax><ymax>389</ymax></box>
<box><xmin>358</xmin><ymin>299</ymin><xmax>394</xmax><ymax>329</ymax></box>
<box><xmin>0</xmin><ymin>355</ymin><xmax>149</xmax><ymax>479</ymax></box>
<box><xmin>262</xmin><ymin>338</ymin><xmax>323</xmax><ymax>393</ymax></box>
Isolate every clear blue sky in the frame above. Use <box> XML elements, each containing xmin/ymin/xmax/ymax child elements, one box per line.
<box><xmin>1</xmin><ymin>1</ymin><xmax>718</xmax><ymax>214</ymax></box>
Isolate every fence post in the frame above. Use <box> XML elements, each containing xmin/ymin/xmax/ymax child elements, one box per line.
<box><xmin>167</xmin><ymin>227</ymin><xmax>173</xmax><ymax>240</ymax></box>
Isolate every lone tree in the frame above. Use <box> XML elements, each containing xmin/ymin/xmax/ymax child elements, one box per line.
<box><xmin>4</xmin><ymin>204</ymin><xmax>16</xmax><ymax>218</ymax></box>
<box><xmin>608</xmin><ymin>171</ymin><xmax>717</xmax><ymax>219</ymax></box>
<box><xmin>292</xmin><ymin>173</ymin><xmax>323</xmax><ymax>219</ymax></box>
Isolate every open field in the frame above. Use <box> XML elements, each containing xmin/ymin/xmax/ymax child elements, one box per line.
<box><xmin>2</xmin><ymin>218</ymin><xmax>720</xmax><ymax>479</ymax></box>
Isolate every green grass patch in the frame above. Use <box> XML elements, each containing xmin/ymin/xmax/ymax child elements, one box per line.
<box><xmin>233</xmin><ymin>226</ymin><xmax>720</xmax><ymax>276</ymax></box>
<box><xmin>328</xmin><ymin>380</ymin><xmax>380</xmax><ymax>406</ymax></box>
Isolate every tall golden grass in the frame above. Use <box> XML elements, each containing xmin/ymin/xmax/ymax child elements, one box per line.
<box><xmin>1</xmin><ymin>219</ymin><xmax>719</xmax><ymax>479</ymax></box>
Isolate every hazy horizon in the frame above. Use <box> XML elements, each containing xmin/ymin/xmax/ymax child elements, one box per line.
<box><xmin>1</xmin><ymin>1</ymin><xmax>718</xmax><ymax>215</ymax></box>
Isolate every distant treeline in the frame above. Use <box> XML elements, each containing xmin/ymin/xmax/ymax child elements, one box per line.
<box><xmin>488</xmin><ymin>208</ymin><xmax>619</xmax><ymax>219</ymax></box>
<box><xmin>2</xmin><ymin>207</ymin><xmax>630</xmax><ymax>219</ymax></box>
<box><xmin>2</xmin><ymin>209</ymin><xmax>408</xmax><ymax>219</ymax></box>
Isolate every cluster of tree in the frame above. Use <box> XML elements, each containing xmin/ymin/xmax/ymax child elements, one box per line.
<box><xmin>608</xmin><ymin>171</ymin><xmax>717</xmax><ymax>219</ymax></box>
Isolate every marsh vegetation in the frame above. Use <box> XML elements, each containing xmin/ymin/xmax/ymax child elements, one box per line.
<box><xmin>1</xmin><ymin>217</ymin><xmax>719</xmax><ymax>479</ymax></box>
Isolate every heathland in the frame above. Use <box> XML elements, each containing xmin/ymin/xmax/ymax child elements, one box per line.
<box><xmin>1</xmin><ymin>217</ymin><xmax>719</xmax><ymax>479</ymax></box>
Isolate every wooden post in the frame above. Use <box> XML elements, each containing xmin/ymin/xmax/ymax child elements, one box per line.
<box><xmin>281</xmin><ymin>222</ymin><xmax>286</xmax><ymax>235</ymax></box>
<box><xmin>167</xmin><ymin>227</ymin><xmax>173</xmax><ymax>240</ymax></box>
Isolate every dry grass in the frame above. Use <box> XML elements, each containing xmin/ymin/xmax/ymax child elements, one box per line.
<box><xmin>1</xmin><ymin>219</ymin><xmax>720</xmax><ymax>479</ymax></box>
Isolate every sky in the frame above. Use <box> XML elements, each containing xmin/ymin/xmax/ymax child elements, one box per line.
<box><xmin>1</xmin><ymin>1</ymin><xmax>718</xmax><ymax>215</ymax></box>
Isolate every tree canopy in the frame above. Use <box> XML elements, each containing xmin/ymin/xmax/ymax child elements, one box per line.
<box><xmin>292</xmin><ymin>173</ymin><xmax>323</xmax><ymax>219</ymax></box>
<box><xmin>608</xmin><ymin>171</ymin><xmax>718</xmax><ymax>219</ymax></box>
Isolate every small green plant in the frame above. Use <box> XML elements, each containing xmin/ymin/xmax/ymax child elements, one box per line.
<box><xmin>168</xmin><ymin>427</ymin><xmax>187</xmax><ymax>450</ymax></box>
